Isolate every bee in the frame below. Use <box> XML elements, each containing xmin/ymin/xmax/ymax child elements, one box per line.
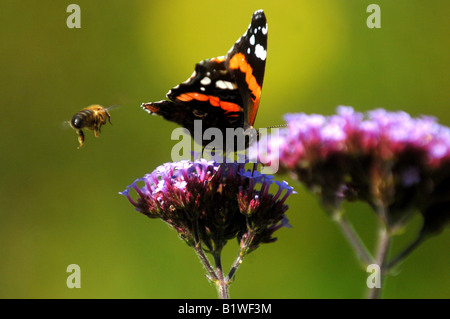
<box><xmin>70</xmin><ymin>105</ymin><xmax>115</xmax><ymax>149</ymax></box>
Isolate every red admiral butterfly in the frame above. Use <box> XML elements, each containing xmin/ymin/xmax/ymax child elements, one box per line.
<box><xmin>141</xmin><ymin>10</ymin><xmax>267</xmax><ymax>150</ymax></box>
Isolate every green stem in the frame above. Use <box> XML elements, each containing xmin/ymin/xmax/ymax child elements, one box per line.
<box><xmin>226</xmin><ymin>232</ymin><xmax>255</xmax><ymax>282</ymax></box>
<box><xmin>387</xmin><ymin>234</ymin><xmax>424</xmax><ymax>270</ymax></box>
<box><xmin>213</xmin><ymin>252</ymin><xmax>229</xmax><ymax>299</ymax></box>
<box><xmin>333</xmin><ymin>211</ymin><xmax>374</xmax><ymax>266</ymax></box>
<box><xmin>367</xmin><ymin>226</ymin><xmax>391</xmax><ymax>299</ymax></box>
<box><xmin>194</xmin><ymin>241</ymin><xmax>218</xmax><ymax>282</ymax></box>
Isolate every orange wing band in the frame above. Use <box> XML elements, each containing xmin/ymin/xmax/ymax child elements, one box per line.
<box><xmin>177</xmin><ymin>92</ymin><xmax>241</xmax><ymax>115</ymax></box>
<box><xmin>228</xmin><ymin>53</ymin><xmax>261</xmax><ymax>126</ymax></box>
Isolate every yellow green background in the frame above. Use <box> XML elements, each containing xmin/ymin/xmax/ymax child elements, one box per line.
<box><xmin>0</xmin><ymin>0</ymin><xmax>448</xmax><ymax>298</ymax></box>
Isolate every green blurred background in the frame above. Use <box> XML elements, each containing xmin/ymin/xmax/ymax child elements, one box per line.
<box><xmin>0</xmin><ymin>0</ymin><xmax>448</xmax><ymax>298</ymax></box>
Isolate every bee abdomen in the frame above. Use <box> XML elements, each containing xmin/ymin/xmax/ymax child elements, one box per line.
<box><xmin>71</xmin><ymin>110</ymin><xmax>93</xmax><ymax>129</ymax></box>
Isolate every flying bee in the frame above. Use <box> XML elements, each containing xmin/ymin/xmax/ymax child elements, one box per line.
<box><xmin>70</xmin><ymin>104</ymin><xmax>116</xmax><ymax>149</ymax></box>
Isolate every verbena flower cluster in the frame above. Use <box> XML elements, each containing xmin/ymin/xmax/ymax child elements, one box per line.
<box><xmin>120</xmin><ymin>160</ymin><xmax>294</xmax><ymax>254</ymax></box>
<box><xmin>257</xmin><ymin>106</ymin><xmax>450</xmax><ymax>236</ymax></box>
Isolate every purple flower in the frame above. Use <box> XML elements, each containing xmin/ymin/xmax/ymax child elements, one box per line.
<box><xmin>120</xmin><ymin>160</ymin><xmax>295</xmax><ymax>254</ymax></box>
<box><xmin>259</xmin><ymin>107</ymin><xmax>450</xmax><ymax>236</ymax></box>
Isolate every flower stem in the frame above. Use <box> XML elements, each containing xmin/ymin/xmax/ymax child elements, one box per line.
<box><xmin>226</xmin><ymin>232</ymin><xmax>255</xmax><ymax>283</ymax></box>
<box><xmin>193</xmin><ymin>241</ymin><xmax>218</xmax><ymax>282</ymax></box>
<box><xmin>367</xmin><ymin>226</ymin><xmax>391</xmax><ymax>299</ymax></box>
<box><xmin>333</xmin><ymin>211</ymin><xmax>374</xmax><ymax>266</ymax></box>
<box><xmin>213</xmin><ymin>252</ymin><xmax>229</xmax><ymax>299</ymax></box>
<box><xmin>387</xmin><ymin>234</ymin><xmax>424</xmax><ymax>270</ymax></box>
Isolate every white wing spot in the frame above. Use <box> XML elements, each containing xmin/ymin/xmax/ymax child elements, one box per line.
<box><xmin>215</xmin><ymin>80</ymin><xmax>228</xmax><ymax>89</ymax></box>
<box><xmin>262</xmin><ymin>25</ymin><xmax>268</xmax><ymax>35</ymax></box>
<box><xmin>255</xmin><ymin>44</ymin><xmax>266</xmax><ymax>61</ymax></box>
<box><xmin>200</xmin><ymin>77</ymin><xmax>211</xmax><ymax>85</ymax></box>
<box><xmin>216</xmin><ymin>80</ymin><xmax>237</xmax><ymax>90</ymax></box>
<box><xmin>249</xmin><ymin>35</ymin><xmax>255</xmax><ymax>45</ymax></box>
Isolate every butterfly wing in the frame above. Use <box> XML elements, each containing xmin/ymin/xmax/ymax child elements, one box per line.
<box><xmin>226</xmin><ymin>9</ymin><xmax>267</xmax><ymax>129</ymax></box>
<box><xmin>142</xmin><ymin>57</ymin><xmax>245</xmax><ymax>135</ymax></box>
<box><xmin>141</xmin><ymin>9</ymin><xmax>267</xmax><ymax>144</ymax></box>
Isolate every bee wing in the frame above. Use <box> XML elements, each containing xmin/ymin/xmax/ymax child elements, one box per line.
<box><xmin>61</xmin><ymin>120</ymin><xmax>73</xmax><ymax>130</ymax></box>
<box><xmin>106</xmin><ymin>105</ymin><xmax>120</xmax><ymax>112</ymax></box>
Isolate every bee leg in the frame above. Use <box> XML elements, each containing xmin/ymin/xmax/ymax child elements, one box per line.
<box><xmin>77</xmin><ymin>130</ymin><xmax>85</xmax><ymax>149</ymax></box>
<box><xmin>106</xmin><ymin>110</ymin><xmax>112</xmax><ymax>125</ymax></box>
<box><xmin>94</xmin><ymin>127</ymin><xmax>100</xmax><ymax>137</ymax></box>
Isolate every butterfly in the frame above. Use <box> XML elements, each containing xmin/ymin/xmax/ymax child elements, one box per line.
<box><xmin>141</xmin><ymin>9</ymin><xmax>267</xmax><ymax>151</ymax></box>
